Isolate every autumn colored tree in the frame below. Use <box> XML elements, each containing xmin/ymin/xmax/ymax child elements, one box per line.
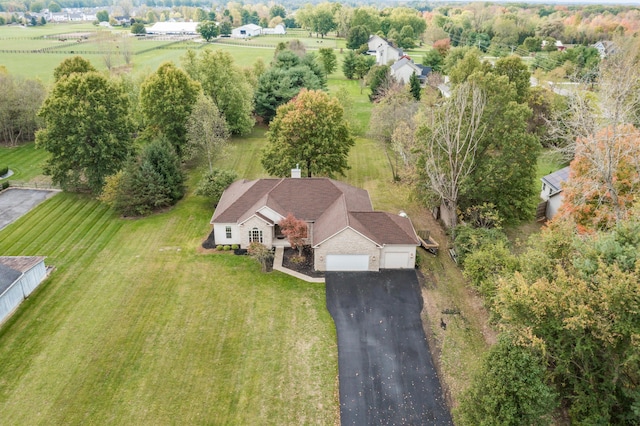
<box><xmin>551</xmin><ymin>44</ymin><xmax>640</xmax><ymax>231</ymax></box>
<box><xmin>278</xmin><ymin>213</ymin><xmax>308</xmax><ymax>256</ymax></box>
<box><xmin>558</xmin><ymin>125</ymin><xmax>640</xmax><ymax>231</ymax></box>
<box><xmin>262</xmin><ymin>89</ymin><xmax>354</xmax><ymax>178</ymax></box>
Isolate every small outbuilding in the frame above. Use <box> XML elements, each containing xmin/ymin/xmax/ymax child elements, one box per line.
<box><xmin>540</xmin><ymin>166</ymin><xmax>570</xmax><ymax>220</ymax></box>
<box><xmin>231</xmin><ymin>23</ymin><xmax>262</xmax><ymax>38</ymax></box>
<box><xmin>0</xmin><ymin>256</ymin><xmax>47</xmax><ymax>326</ymax></box>
<box><xmin>262</xmin><ymin>24</ymin><xmax>286</xmax><ymax>35</ymax></box>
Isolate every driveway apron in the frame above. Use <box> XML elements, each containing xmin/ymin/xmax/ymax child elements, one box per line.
<box><xmin>326</xmin><ymin>270</ymin><xmax>452</xmax><ymax>425</ymax></box>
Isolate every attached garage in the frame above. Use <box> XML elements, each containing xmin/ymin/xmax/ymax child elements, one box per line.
<box><xmin>326</xmin><ymin>254</ymin><xmax>369</xmax><ymax>271</ymax></box>
<box><xmin>383</xmin><ymin>252</ymin><xmax>411</xmax><ymax>269</ymax></box>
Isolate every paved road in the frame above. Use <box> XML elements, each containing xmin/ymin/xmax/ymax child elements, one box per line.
<box><xmin>0</xmin><ymin>189</ymin><xmax>58</xmax><ymax>231</ymax></box>
<box><xmin>326</xmin><ymin>270</ymin><xmax>452</xmax><ymax>425</ymax></box>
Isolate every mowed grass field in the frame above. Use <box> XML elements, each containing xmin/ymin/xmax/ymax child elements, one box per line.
<box><xmin>0</xmin><ymin>142</ymin><xmax>49</xmax><ymax>182</ymax></box>
<box><xmin>0</xmin><ymin>189</ymin><xmax>338</xmax><ymax>424</ymax></box>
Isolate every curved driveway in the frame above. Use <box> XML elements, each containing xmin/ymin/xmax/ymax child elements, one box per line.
<box><xmin>326</xmin><ymin>270</ymin><xmax>452</xmax><ymax>425</ymax></box>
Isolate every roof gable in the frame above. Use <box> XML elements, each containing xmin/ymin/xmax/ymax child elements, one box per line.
<box><xmin>541</xmin><ymin>166</ymin><xmax>570</xmax><ymax>193</ymax></box>
<box><xmin>212</xmin><ymin>178</ymin><xmax>372</xmax><ymax>225</ymax></box>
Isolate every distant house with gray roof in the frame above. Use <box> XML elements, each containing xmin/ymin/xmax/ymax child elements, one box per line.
<box><xmin>210</xmin><ymin>176</ymin><xmax>419</xmax><ymax>271</ymax></box>
<box><xmin>390</xmin><ymin>56</ymin><xmax>431</xmax><ymax>85</ymax></box>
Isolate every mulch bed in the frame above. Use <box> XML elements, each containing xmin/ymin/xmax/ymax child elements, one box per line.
<box><xmin>282</xmin><ymin>246</ymin><xmax>325</xmax><ymax>279</ymax></box>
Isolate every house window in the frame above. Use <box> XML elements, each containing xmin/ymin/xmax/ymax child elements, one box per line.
<box><xmin>249</xmin><ymin>227</ymin><xmax>263</xmax><ymax>243</ymax></box>
<box><xmin>225</xmin><ymin>226</ymin><xmax>232</xmax><ymax>239</ymax></box>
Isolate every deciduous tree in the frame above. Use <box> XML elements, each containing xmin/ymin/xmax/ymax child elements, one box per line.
<box><xmin>197</xmin><ymin>21</ymin><xmax>219</xmax><ymax>41</ymax></box>
<box><xmin>346</xmin><ymin>24</ymin><xmax>369</xmax><ymax>50</ymax></box>
<box><xmin>139</xmin><ymin>62</ymin><xmax>200</xmax><ymax>157</ymax></box>
<box><xmin>496</xmin><ymin>219</ymin><xmax>640</xmax><ymax>424</ymax></box>
<box><xmin>52</xmin><ymin>56</ymin><xmax>96</xmax><ymax>82</ymax></box>
<box><xmin>248</xmin><ymin>242</ymin><xmax>274</xmax><ymax>272</ymax></box>
<box><xmin>278</xmin><ymin>213</ymin><xmax>308</xmax><ymax>256</ymax></box>
<box><xmin>186</xmin><ymin>94</ymin><xmax>229</xmax><ymax>172</ymax></box>
<box><xmin>36</xmin><ymin>72</ymin><xmax>132</xmax><ymax>194</ymax></box>
<box><xmin>183</xmin><ymin>49</ymin><xmax>255</xmax><ymax>135</ymax></box>
<box><xmin>457</xmin><ymin>334</ymin><xmax>558</xmax><ymax>426</ymax></box>
<box><xmin>262</xmin><ymin>89</ymin><xmax>354</xmax><ymax>178</ymax></box>
<box><xmin>418</xmin><ymin>82</ymin><xmax>486</xmax><ymax>227</ymax></box>
<box><xmin>0</xmin><ymin>71</ymin><xmax>46</xmax><ymax>146</ymax></box>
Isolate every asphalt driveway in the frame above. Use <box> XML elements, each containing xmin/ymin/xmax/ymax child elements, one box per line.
<box><xmin>0</xmin><ymin>188</ymin><xmax>58</xmax><ymax>231</ymax></box>
<box><xmin>326</xmin><ymin>270</ymin><xmax>452</xmax><ymax>425</ymax></box>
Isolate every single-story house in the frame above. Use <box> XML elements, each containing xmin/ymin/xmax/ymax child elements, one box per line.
<box><xmin>262</xmin><ymin>24</ymin><xmax>286</xmax><ymax>35</ymax></box>
<box><xmin>391</xmin><ymin>56</ymin><xmax>431</xmax><ymax>85</ymax></box>
<box><xmin>0</xmin><ymin>256</ymin><xmax>47</xmax><ymax>326</ymax></box>
<box><xmin>231</xmin><ymin>23</ymin><xmax>262</xmax><ymax>38</ymax></box>
<box><xmin>146</xmin><ymin>21</ymin><xmax>199</xmax><ymax>35</ymax></box>
<box><xmin>210</xmin><ymin>176</ymin><xmax>420</xmax><ymax>272</ymax></box>
<box><xmin>540</xmin><ymin>166</ymin><xmax>570</xmax><ymax>220</ymax></box>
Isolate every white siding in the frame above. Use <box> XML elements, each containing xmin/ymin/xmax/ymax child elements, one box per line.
<box><xmin>0</xmin><ymin>259</ymin><xmax>47</xmax><ymax>325</ymax></box>
<box><xmin>20</xmin><ymin>261</ymin><xmax>46</xmax><ymax>297</ymax></box>
<box><xmin>393</xmin><ymin>66</ymin><xmax>418</xmax><ymax>85</ymax></box>
<box><xmin>546</xmin><ymin>193</ymin><xmax>563</xmax><ymax>220</ymax></box>
<box><xmin>213</xmin><ymin>223</ymin><xmax>241</xmax><ymax>246</ymax></box>
<box><xmin>0</xmin><ymin>280</ymin><xmax>24</xmax><ymax>325</ymax></box>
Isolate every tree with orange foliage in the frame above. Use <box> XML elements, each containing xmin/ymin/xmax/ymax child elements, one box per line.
<box><xmin>559</xmin><ymin>124</ymin><xmax>640</xmax><ymax>231</ymax></box>
<box><xmin>278</xmin><ymin>213</ymin><xmax>308</xmax><ymax>256</ymax></box>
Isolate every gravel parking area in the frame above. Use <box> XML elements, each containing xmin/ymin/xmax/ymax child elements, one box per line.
<box><xmin>0</xmin><ymin>188</ymin><xmax>58</xmax><ymax>231</ymax></box>
<box><xmin>326</xmin><ymin>270</ymin><xmax>452</xmax><ymax>425</ymax></box>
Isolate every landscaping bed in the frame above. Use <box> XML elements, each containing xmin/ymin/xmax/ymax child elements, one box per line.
<box><xmin>282</xmin><ymin>247</ymin><xmax>324</xmax><ymax>279</ymax></box>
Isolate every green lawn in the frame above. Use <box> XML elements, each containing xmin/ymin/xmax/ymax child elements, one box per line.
<box><xmin>0</xmin><ymin>142</ymin><xmax>49</xmax><ymax>182</ymax></box>
<box><xmin>0</xmin><ymin>190</ymin><xmax>338</xmax><ymax>424</ymax></box>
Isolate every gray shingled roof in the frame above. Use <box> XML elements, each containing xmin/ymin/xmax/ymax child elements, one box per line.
<box><xmin>0</xmin><ymin>263</ymin><xmax>21</xmax><ymax>296</ymax></box>
<box><xmin>213</xmin><ymin>178</ymin><xmax>418</xmax><ymax>246</ymax></box>
<box><xmin>348</xmin><ymin>212</ymin><xmax>419</xmax><ymax>246</ymax></box>
<box><xmin>212</xmin><ymin>178</ymin><xmax>372</xmax><ymax>224</ymax></box>
<box><xmin>541</xmin><ymin>166</ymin><xmax>570</xmax><ymax>194</ymax></box>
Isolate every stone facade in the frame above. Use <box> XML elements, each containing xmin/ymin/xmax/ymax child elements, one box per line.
<box><xmin>314</xmin><ymin>228</ymin><xmax>379</xmax><ymax>271</ymax></box>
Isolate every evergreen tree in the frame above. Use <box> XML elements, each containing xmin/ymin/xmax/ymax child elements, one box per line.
<box><xmin>409</xmin><ymin>72</ymin><xmax>421</xmax><ymax>101</ymax></box>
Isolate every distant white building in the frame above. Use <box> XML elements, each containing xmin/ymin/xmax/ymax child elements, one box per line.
<box><xmin>593</xmin><ymin>40</ymin><xmax>616</xmax><ymax>58</ymax></box>
<box><xmin>146</xmin><ymin>21</ymin><xmax>199</xmax><ymax>34</ymax></box>
<box><xmin>366</xmin><ymin>35</ymin><xmax>403</xmax><ymax>65</ymax></box>
<box><xmin>390</xmin><ymin>56</ymin><xmax>431</xmax><ymax>85</ymax></box>
<box><xmin>262</xmin><ymin>24</ymin><xmax>286</xmax><ymax>35</ymax></box>
<box><xmin>231</xmin><ymin>23</ymin><xmax>262</xmax><ymax>38</ymax></box>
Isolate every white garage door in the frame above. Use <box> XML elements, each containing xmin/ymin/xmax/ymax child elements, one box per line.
<box><xmin>326</xmin><ymin>255</ymin><xmax>369</xmax><ymax>271</ymax></box>
<box><xmin>384</xmin><ymin>252</ymin><xmax>410</xmax><ymax>269</ymax></box>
